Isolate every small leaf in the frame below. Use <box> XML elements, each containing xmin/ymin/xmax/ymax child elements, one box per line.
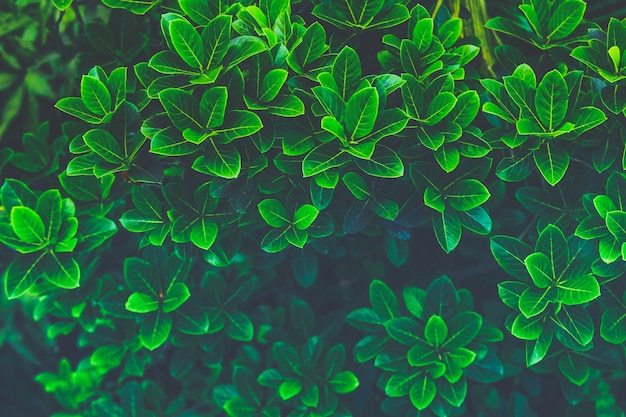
<box><xmin>424</xmin><ymin>315</ymin><xmax>448</xmax><ymax>347</ymax></box>
<box><xmin>126</xmin><ymin>292</ymin><xmax>159</xmax><ymax>313</ymax></box>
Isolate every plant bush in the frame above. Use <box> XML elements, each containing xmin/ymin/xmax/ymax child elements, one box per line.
<box><xmin>2</xmin><ymin>0</ymin><xmax>626</xmax><ymax>415</ymax></box>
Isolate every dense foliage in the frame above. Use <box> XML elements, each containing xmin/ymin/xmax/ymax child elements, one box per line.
<box><xmin>2</xmin><ymin>0</ymin><xmax>626</xmax><ymax>415</ymax></box>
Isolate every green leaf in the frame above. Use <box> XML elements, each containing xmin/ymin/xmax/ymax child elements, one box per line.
<box><xmin>101</xmin><ymin>0</ymin><xmax>159</xmax><ymax>14</ymax></box>
<box><xmin>370</xmin><ymin>279</ymin><xmax>399</xmax><ymax>320</ymax></box>
<box><xmin>278</xmin><ymin>379</ymin><xmax>302</xmax><ymax>400</ymax></box>
<box><xmin>43</xmin><ymin>252</ymin><xmax>80</xmax><ymax>289</ymax></box>
<box><xmin>333</xmin><ymin>47</ymin><xmax>361</xmax><ymax>100</ymax></box>
<box><xmin>259</xmin><ymin>69</ymin><xmax>288</xmax><ymax>102</ymax></box>
<box><xmin>126</xmin><ymin>292</ymin><xmax>159</xmax><ymax>313</ymax></box>
<box><xmin>202</xmin><ymin>15</ymin><xmax>231</xmax><ymax>70</ymax></box>
<box><xmin>200</xmin><ymin>86</ymin><xmax>228</xmax><ymax>129</ymax></box>
<box><xmin>569</xmin><ymin>106</ymin><xmax>606</xmax><ymax>136</ymax></box>
<box><xmin>52</xmin><ymin>0</ymin><xmax>73</xmax><ymax>11</ymax></box>
<box><xmin>346</xmin><ymin>308</ymin><xmax>385</xmax><ymax>332</ymax></box>
<box><xmin>433</xmin><ymin>211</ymin><xmax>462</xmax><ymax>254</ymax></box>
<box><xmin>425</xmin><ymin>92</ymin><xmax>457</xmax><ymax>125</ymax></box>
<box><xmin>546</xmin><ymin>0</ymin><xmax>586</xmax><ymax>41</ymax></box>
<box><xmin>526</xmin><ymin>327</ymin><xmax>553</xmax><ymax>366</ymax></box>
<box><xmin>258</xmin><ymin>199</ymin><xmax>289</xmax><ymax>228</ymax></box>
<box><xmin>519</xmin><ymin>287</ymin><xmax>556</xmax><ymax>318</ymax></box>
<box><xmin>303</xmin><ymin>143</ymin><xmax>350</xmax><ymax>177</ymax></box>
<box><xmin>489</xmin><ymin>236</ymin><xmax>533</xmax><ymax>281</ymax></box>
<box><xmin>287</xmin><ymin>22</ymin><xmax>327</xmax><ymax>72</ymax></box>
<box><xmin>189</xmin><ymin>219</ymin><xmax>218</xmax><ymax>250</ymax></box>
<box><xmin>37</xmin><ymin>190</ymin><xmax>62</xmax><ymax>242</ymax></box>
<box><xmin>601</xmin><ymin>307</ymin><xmax>626</xmax><ymax>344</ymax></box>
<box><xmin>158</xmin><ymin>88</ymin><xmax>203</xmax><ymax>132</ymax></box>
<box><xmin>433</xmin><ymin>145</ymin><xmax>460</xmax><ymax>173</ymax></box>
<box><xmin>83</xmin><ymin>129</ymin><xmax>124</xmax><ymax>164</ymax></box>
<box><xmin>443</xmin><ymin>311</ymin><xmax>482</xmax><ymax>349</ymax></box>
<box><xmin>354</xmin><ymin>145</ymin><xmax>404</xmax><ymax>178</ymax></box>
<box><xmin>553</xmin><ymin>305</ymin><xmax>594</xmax><ymax>346</ymax></box>
<box><xmin>511</xmin><ymin>314</ymin><xmax>544</xmax><ymax>340</ymax></box>
<box><xmin>558</xmin><ymin>352</ymin><xmax>589</xmax><ymax>386</ymax></box>
<box><xmin>557</xmin><ymin>274</ymin><xmax>600</xmax><ymax>305</ymax></box>
<box><xmin>606</xmin><ymin>211</ymin><xmax>626</xmax><ymax>241</ymax></box>
<box><xmin>445</xmin><ymin>179</ymin><xmax>490</xmax><ymax>211</ymax></box>
<box><xmin>409</xmin><ymin>375</ymin><xmax>436</xmax><ymax>410</ymax></box>
<box><xmin>225</xmin><ymin>311</ymin><xmax>254</xmax><ymax>342</ymax></box>
<box><xmin>55</xmin><ymin>97</ymin><xmax>102</xmax><ymax>123</ymax></box>
<box><xmin>4</xmin><ymin>252</ymin><xmax>46</xmax><ymax>298</ymax></box>
<box><xmin>525</xmin><ymin>252</ymin><xmax>555</xmax><ymax>288</ymax></box>
<box><xmin>424</xmin><ymin>315</ymin><xmax>448</xmax><ymax>347</ymax></box>
<box><xmin>169</xmin><ymin>18</ymin><xmax>204</xmax><ymax>70</ymax></box>
<box><xmin>535</xmin><ymin>70</ymin><xmax>568</xmax><ymax>130</ymax></box>
<box><xmin>498</xmin><ymin>281</ymin><xmax>528</xmax><ymax>309</ymax></box>
<box><xmin>342</xmin><ymin>172</ymin><xmax>369</xmax><ymax>200</ymax></box>
<box><xmin>385</xmin><ymin>317</ymin><xmax>422</xmax><ymax>345</ymax></box>
<box><xmin>81</xmin><ymin>75</ymin><xmax>111</xmax><ymax>116</ymax></box>
<box><xmin>216</xmin><ymin>110</ymin><xmax>263</xmax><ymax>142</ymax></box>
<box><xmin>329</xmin><ymin>371</ymin><xmax>359</xmax><ymax>394</ymax></box>
<box><xmin>345</xmin><ymin>87</ymin><xmax>378</xmax><ymax>139</ymax></box>
<box><xmin>162</xmin><ymin>282</ymin><xmax>190</xmax><ymax>313</ymax></box>
<box><xmin>11</xmin><ymin>206</ymin><xmax>45</xmax><ymax>244</ymax></box>
<box><xmin>533</xmin><ymin>143</ymin><xmax>569</xmax><ymax>186</ymax></box>
<box><xmin>294</xmin><ymin>205</ymin><xmax>319</xmax><ymax>230</ymax></box>
<box><xmin>140</xmin><ymin>310</ymin><xmax>172</xmax><ymax>350</ymax></box>
<box><xmin>261</xmin><ymin>228</ymin><xmax>289</xmax><ymax>253</ymax></box>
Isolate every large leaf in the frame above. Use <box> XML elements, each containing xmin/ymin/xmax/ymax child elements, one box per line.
<box><xmin>354</xmin><ymin>145</ymin><xmax>404</xmax><ymax>178</ymax></box>
<box><xmin>139</xmin><ymin>310</ymin><xmax>172</xmax><ymax>350</ymax></box>
<box><xmin>333</xmin><ymin>46</ymin><xmax>361</xmax><ymax>100</ymax></box>
<box><xmin>81</xmin><ymin>75</ymin><xmax>111</xmax><ymax>116</ymax></box>
<box><xmin>557</xmin><ymin>274</ymin><xmax>600</xmax><ymax>305</ymax></box>
<box><xmin>370</xmin><ymin>279</ymin><xmax>399</xmax><ymax>320</ymax></box>
<box><xmin>409</xmin><ymin>375</ymin><xmax>436</xmax><ymax>410</ymax></box>
<box><xmin>169</xmin><ymin>18</ymin><xmax>205</xmax><ymax>70</ymax></box>
<box><xmin>4</xmin><ymin>252</ymin><xmax>46</xmax><ymax>299</ymax></box>
<box><xmin>424</xmin><ymin>315</ymin><xmax>448</xmax><ymax>348</ymax></box>
<box><xmin>533</xmin><ymin>143</ymin><xmax>569</xmax><ymax>186</ymax></box>
<box><xmin>445</xmin><ymin>179</ymin><xmax>490</xmax><ymax>211</ymax></box>
<box><xmin>546</xmin><ymin>0</ymin><xmax>586</xmax><ymax>41</ymax></box>
<box><xmin>345</xmin><ymin>87</ymin><xmax>378</xmax><ymax>139</ymax></box>
<box><xmin>202</xmin><ymin>15</ymin><xmax>232</xmax><ymax>70</ymax></box>
<box><xmin>10</xmin><ymin>206</ymin><xmax>45</xmax><ymax>244</ymax></box>
<box><xmin>535</xmin><ymin>70</ymin><xmax>568</xmax><ymax>130</ymax></box>
<box><xmin>432</xmin><ymin>211</ymin><xmax>462</xmax><ymax>254</ymax></box>
<box><xmin>158</xmin><ymin>88</ymin><xmax>203</xmax><ymax>132</ymax></box>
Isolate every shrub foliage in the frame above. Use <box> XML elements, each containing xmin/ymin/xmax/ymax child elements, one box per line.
<box><xmin>1</xmin><ymin>0</ymin><xmax>626</xmax><ymax>415</ymax></box>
